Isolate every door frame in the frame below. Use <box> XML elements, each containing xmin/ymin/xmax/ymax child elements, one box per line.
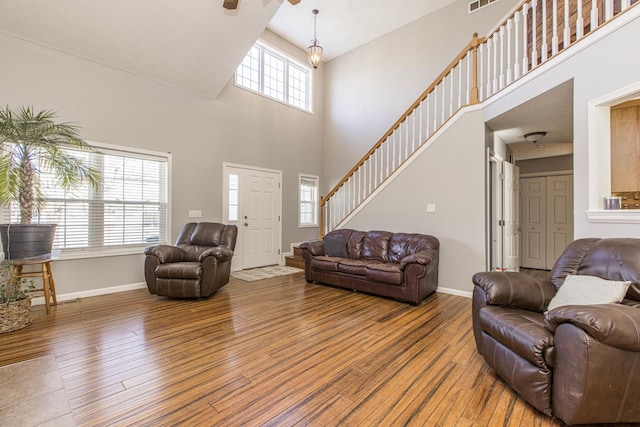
<box><xmin>222</xmin><ymin>162</ymin><xmax>283</xmax><ymax>272</ymax></box>
<box><xmin>486</xmin><ymin>150</ymin><xmax>520</xmax><ymax>271</ymax></box>
<box><xmin>487</xmin><ymin>152</ymin><xmax>504</xmax><ymax>271</ymax></box>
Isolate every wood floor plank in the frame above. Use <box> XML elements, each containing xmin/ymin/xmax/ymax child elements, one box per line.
<box><xmin>0</xmin><ymin>274</ymin><xmax>574</xmax><ymax>426</ymax></box>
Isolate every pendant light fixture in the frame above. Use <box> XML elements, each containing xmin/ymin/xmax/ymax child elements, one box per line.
<box><xmin>307</xmin><ymin>9</ymin><xmax>323</xmax><ymax>69</ymax></box>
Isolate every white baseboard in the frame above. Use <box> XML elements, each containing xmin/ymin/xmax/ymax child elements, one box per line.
<box><xmin>436</xmin><ymin>287</ymin><xmax>472</xmax><ymax>299</ymax></box>
<box><xmin>31</xmin><ymin>282</ymin><xmax>147</xmax><ymax>306</ymax></box>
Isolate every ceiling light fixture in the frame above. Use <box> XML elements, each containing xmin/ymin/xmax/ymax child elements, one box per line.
<box><xmin>524</xmin><ymin>131</ymin><xmax>547</xmax><ymax>147</ymax></box>
<box><xmin>307</xmin><ymin>9</ymin><xmax>323</xmax><ymax>69</ymax></box>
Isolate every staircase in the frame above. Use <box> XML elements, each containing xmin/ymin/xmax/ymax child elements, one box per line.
<box><xmin>285</xmin><ymin>246</ymin><xmax>305</xmax><ymax>269</ymax></box>
<box><xmin>319</xmin><ymin>0</ymin><xmax>639</xmax><ymax>237</ymax></box>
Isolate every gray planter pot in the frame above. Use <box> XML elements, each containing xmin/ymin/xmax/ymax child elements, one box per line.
<box><xmin>0</xmin><ymin>224</ymin><xmax>57</xmax><ymax>260</ymax></box>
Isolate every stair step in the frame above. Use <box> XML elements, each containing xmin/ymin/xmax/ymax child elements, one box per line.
<box><xmin>286</xmin><ymin>246</ymin><xmax>305</xmax><ymax>269</ymax></box>
<box><xmin>285</xmin><ymin>255</ymin><xmax>305</xmax><ymax>269</ymax></box>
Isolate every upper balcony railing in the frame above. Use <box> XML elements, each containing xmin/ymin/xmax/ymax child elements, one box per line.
<box><xmin>319</xmin><ymin>0</ymin><xmax>638</xmax><ymax>236</ymax></box>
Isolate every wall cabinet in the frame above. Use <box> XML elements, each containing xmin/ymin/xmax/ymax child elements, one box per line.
<box><xmin>611</xmin><ymin>100</ymin><xmax>640</xmax><ymax>193</ymax></box>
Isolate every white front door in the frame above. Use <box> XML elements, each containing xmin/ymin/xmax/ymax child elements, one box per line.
<box><xmin>242</xmin><ymin>168</ymin><xmax>281</xmax><ymax>269</ymax></box>
<box><xmin>503</xmin><ymin>162</ymin><xmax>520</xmax><ymax>271</ymax></box>
<box><xmin>223</xmin><ymin>163</ymin><xmax>282</xmax><ymax>271</ymax></box>
<box><xmin>546</xmin><ymin>175</ymin><xmax>573</xmax><ymax>268</ymax></box>
<box><xmin>520</xmin><ymin>177</ymin><xmax>547</xmax><ymax>269</ymax></box>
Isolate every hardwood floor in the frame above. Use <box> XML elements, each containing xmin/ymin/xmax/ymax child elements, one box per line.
<box><xmin>0</xmin><ymin>273</ymin><xmax>568</xmax><ymax>426</ymax></box>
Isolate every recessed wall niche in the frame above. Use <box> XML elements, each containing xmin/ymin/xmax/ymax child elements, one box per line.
<box><xmin>610</xmin><ymin>99</ymin><xmax>640</xmax><ymax>203</ymax></box>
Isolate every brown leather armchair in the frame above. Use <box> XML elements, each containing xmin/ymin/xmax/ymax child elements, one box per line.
<box><xmin>144</xmin><ymin>222</ymin><xmax>237</xmax><ymax>298</ymax></box>
<box><xmin>472</xmin><ymin>238</ymin><xmax>640</xmax><ymax>425</ymax></box>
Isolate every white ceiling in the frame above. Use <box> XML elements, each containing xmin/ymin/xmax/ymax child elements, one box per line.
<box><xmin>486</xmin><ymin>80</ymin><xmax>574</xmax><ymax>160</ymax></box>
<box><xmin>269</xmin><ymin>0</ymin><xmax>459</xmax><ymax>61</ymax></box>
<box><xmin>0</xmin><ymin>1</ymin><xmax>459</xmax><ymax>99</ymax></box>
<box><xmin>0</xmin><ymin>0</ymin><xmax>283</xmax><ymax>99</ymax></box>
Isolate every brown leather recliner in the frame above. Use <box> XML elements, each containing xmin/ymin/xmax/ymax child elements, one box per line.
<box><xmin>472</xmin><ymin>238</ymin><xmax>640</xmax><ymax>425</ymax></box>
<box><xmin>144</xmin><ymin>222</ymin><xmax>237</xmax><ymax>298</ymax></box>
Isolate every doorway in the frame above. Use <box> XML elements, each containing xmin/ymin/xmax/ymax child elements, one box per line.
<box><xmin>223</xmin><ymin>163</ymin><xmax>282</xmax><ymax>271</ymax></box>
<box><xmin>487</xmin><ymin>155</ymin><xmax>520</xmax><ymax>271</ymax></box>
<box><xmin>520</xmin><ymin>174</ymin><xmax>573</xmax><ymax>269</ymax></box>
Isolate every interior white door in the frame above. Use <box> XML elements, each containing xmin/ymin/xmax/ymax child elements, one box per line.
<box><xmin>503</xmin><ymin>162</ymin><xmax>520</xmax><ymax>271</ymax></box>
<box><xmin>488</xmin><ymin>157</ymin><xmax>504</xmax><ymax>270</ymax></box>
<box><xmin>546</xmin><ymin>175</ymin><xmax>574</xmax><ymax>268</ymax></box>
<box><xmin>520</xmin><ymin>177</ymin><xmax>547</xmax><ymax>269</ymax></box>
<box><xmin>242</xmin><ymin>169</ymin><xmax>281</xmax><ymax>269</ymax></box>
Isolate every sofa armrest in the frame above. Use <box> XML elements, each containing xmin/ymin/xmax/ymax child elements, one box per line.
<box><xmin>199</xmin><ymin>247</ymin><xmax>234</xmax><ymax>263</ymax></box>
<box><xmin>472</xmin><ymin>271</ymin><xmax>556</xmax><ymax>312</ymax></box>
<box><xmin>545</xmin><ymin>304</ymin><xmax>640</xmax><ymax>351</ymax></box>
<box><xmin>399</xmin><ymin>249</ymin><xmax>437</xmax><ymax>272</ymax></box>
<box><xmin>299</xmin><ymin>240</ymin><xmax>325</xmax><ymax>256</ymax></box>
<box><xmin>144</xmin><ymin>245</ymin><xmax>186</xmax><ymax>263</ymax></box>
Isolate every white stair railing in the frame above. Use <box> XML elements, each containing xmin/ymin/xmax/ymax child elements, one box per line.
<box><xmin>320</xmin><ymin>0</ymin><xmax>638</xmax><ymax>236</ymax></box>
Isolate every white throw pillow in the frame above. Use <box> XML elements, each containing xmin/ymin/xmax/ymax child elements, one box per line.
<box><xmin>546</xmin><ymin>274</ymin><xmax>631</xmax><ymax>312</ymax></box>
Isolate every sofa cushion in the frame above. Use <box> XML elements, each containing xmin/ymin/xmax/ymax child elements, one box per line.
<box><xmin>362</xmin><ymin>231</ymin><xmax>393</xmax><ymax>262</ymax></box>
<box><xmin>479</xmin><ymin>305</ymin><xmax>553</xmax><ymax>368</ymax></box>
<box><xmin>156</xmin><ymin>262</ymin><xmax>202</xmax><ymax>279</ymax></box>
<box><xmin>346</xmin><ymin>230</ymin><xmax>366</xmax><ymax>258</ymax></box>
<box><xmin>546</xmin><ymin>274</ymin><xmax>631</xmax><ymax>312</ymax></box>
<box><xmin>389</xmin><ymin>233</ymin><xmax>438</xmax><ymax>263</ymax></box>
<box><xmin>337</xmin><ymin>259</ymin><xmax>369</xmax><ymax>275</ymax></box>
<box><xmin>324</xmin><ymin>233</ymin><xmax>347</xmax><ymax>258</ymax></box>
<box><xmin>311</xmin><ymin>256</ymin><xmax>342</xmax><ymax>272</ymax></box>
<box><xmin>366</xmin><ymin>262</ymin><xmax>403</xmax><ymax>285</ymax></box>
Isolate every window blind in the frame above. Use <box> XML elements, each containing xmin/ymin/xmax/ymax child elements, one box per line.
<box><xmin>4</xmin><ymin>144</ymin><xmax>169</xmax><ymax>253</ymax></box>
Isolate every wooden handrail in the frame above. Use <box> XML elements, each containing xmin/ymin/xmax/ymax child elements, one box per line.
<box><xmin>319</xmin><ymin>0</ymin><xmax>640</xmax><ymax>237</ymax></box>
<box><xmin>320</xmin><ymin>33</ymin><xmax>484</xmax><ymax>207</ymax></box>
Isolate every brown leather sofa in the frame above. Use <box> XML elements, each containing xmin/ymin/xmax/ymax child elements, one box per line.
<box><xmin>144</xmin><ymin>222</ymin><xmax>237</xmax><ymax>298</ymax></box>
<box><xmin>299</xmin><ymin>229</ymin><xmax>439</xmax><ymax>305</ymax></box>
<box><xmin>472</xmin><ymin>238</ymin><xmax>640</xmax><ymax>425</ymax></box>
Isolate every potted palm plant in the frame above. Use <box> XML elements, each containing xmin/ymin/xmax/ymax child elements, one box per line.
<box><xmin>0</xmin><ymin>260</ymin><xmax>34</xmax><ymax>333</ymax></box>
<box><xmin>0</xmin><ymin>106</ymin><xmax>101</xmax><ymax>259</ymax></box>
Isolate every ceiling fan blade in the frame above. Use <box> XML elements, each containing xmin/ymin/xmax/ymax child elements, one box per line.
<box><xmin>288</xmin><ymin>0</ymin><xmax>301</xmax><ymax>4</ymax></box>
<box><xmin>223</xmin><ymin>0</ymin><xmax>239</xmax><ymax>10</ymax></box>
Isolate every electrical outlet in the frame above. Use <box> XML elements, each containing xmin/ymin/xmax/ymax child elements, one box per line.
<box><xmin>189</xmin><ymin>210</ymin><xmax>202</xmax><ymax>218</ymax></box>
<box><xmin>426</xmin><ymin>203</ymin><xmax>436</xmax><ymax>213</ymax></box>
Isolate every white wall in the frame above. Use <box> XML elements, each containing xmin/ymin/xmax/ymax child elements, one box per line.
<box><xmin>322</xmin><ymin>0</ymin><xmax>519</xmax><ymax>193</ymax></box>
<box><xmin>483</xmin><ymin>11</ymin><xmax>640</xmax><ymax>239</ymax></box>
<box><xmin>343</xmin><ymin>109</ymin><xmax>487</xmax><ymax>295</ymax></box>
<box><xmin>0</xmin><ymin>29</ymin><xmax>324</xmax><ymax>295</ymax></box>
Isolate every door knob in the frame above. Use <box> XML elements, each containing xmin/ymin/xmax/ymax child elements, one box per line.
<box><xmin>244</xmin><ymin>222</ymin><xmax>248</xmax><ymax>226</ymax></box>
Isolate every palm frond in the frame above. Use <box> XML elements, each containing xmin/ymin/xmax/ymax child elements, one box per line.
<box><xmin>0</xmin><ymin>105</ymin><xmax>103</xmax><ymax>223</ymax></box>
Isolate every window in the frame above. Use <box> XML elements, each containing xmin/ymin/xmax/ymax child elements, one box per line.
<box><xmin>468</xmin><ymin>0</ymin><xmax>500</xmax><ymax>12</ymax></box>
<box><xmin>228</xmin><ymin>173</ymin><xmax>240</xmax><ymax>221</ymax></box>
<box><xmin>299</xmin><ymin>174</ymin><xmax>319</xmax><ymax>227</ymax></box>
<box><xmin>3</xmin><ymin>142</ymin><xmax>170</xmax><ymax>257</ymax></box>
<box><xmin>235</xmin><ymin>41</ymin><xmax>313</xmax><ymax>112</ymax></box>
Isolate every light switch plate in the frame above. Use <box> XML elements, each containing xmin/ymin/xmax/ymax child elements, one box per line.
<box><xmin>426</xmin><ymin>203</ymin><xmax>436</xmax><ymax>213</ymax></box>
<box><xmin>189</xmin><ymin>210</ymin><xmax>202</xmax><ymax>218</ymax></box>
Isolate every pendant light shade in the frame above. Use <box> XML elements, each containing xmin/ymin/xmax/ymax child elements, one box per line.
<box><xmin>307</xmin><ymin>9</ymin><xmax>322</xmax><ymax>69</ymax></box>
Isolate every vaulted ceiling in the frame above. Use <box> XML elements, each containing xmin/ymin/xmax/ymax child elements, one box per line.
<box><xmin>0</xmin><ymin>0</ymin><xmax>457</xmax><ymax>99</ymax></box>
<box><xmin>0</xmin><ymin>0</ymin><xmax>282</xmax><ymax>99</ymax></box>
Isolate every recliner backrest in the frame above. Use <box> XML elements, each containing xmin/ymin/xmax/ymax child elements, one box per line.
<box><xmin>550</xmin><ymin>238</ymin><xmax>640</xmax><ymax>302</ymax></box>
<box><xmin>174</xmin><ymin>222</ymin><xmax>238</xmax><ymax>261</ymax></box>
